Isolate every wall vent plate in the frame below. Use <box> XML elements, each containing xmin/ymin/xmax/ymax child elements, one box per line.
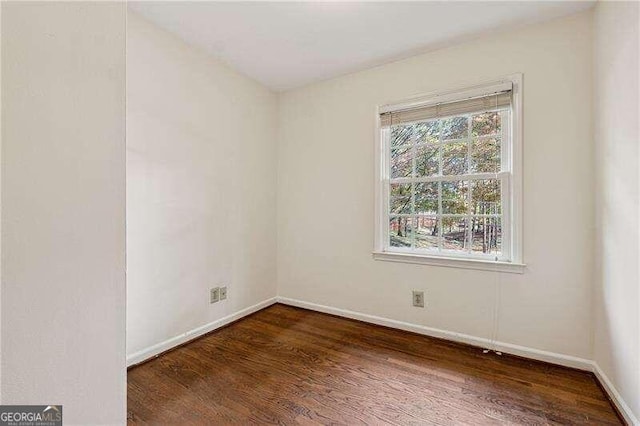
<box><xmin>412</xmin><ymin>291</ymin><xmax>425</xmax><ymax>308</ymax></box>
<box><xmin>220</xmin><ymin>286</ymin><xmax>227</xmax><ymax>300</ymax></box>
<box><xmin>210</xmin><ymin>287</ymin><xmax>220</xmax><ymax>304</ymax></box>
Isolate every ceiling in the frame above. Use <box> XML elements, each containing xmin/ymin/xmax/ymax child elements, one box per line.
<box><xmin>129</xmin><ymin>1</ymin><xmax>594</xmax><ymax>91</ymax></box>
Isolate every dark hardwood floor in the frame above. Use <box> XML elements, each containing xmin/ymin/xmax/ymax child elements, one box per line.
<box><xmin>127</xmin><ymin>304</ymin><xmax>623</xmax><ymax>425</ymax></box>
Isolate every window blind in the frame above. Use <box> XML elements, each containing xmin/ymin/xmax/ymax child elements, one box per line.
<box><xmin>380</xmin><ymin>90</ymin><xmax>512</xmax><ymax>128</ymax></box>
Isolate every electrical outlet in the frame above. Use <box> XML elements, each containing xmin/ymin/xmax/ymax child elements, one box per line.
<box><xmin>210</xmin><ymin>287</ymin><xmax>220</xmax><ymax>304</ymax></box>
<box><xmin>412</xmin><ymin>291</ymin><xmax>425</xmax><ymax>308</ymax></box>
<box><xmin>220</xmin><ymin>286</ymin><xmax>227</xmax><ymax>300</ymax></box>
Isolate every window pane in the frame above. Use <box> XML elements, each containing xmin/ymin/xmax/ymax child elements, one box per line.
<box><xmin>441</xmin><ymin>116</ymin><xmax>468</xmax><ymax>140</ymax></box>
<box><xmin>389</xmin><ymin>216</ymin><xmax>413</xmax><ymax>248</ymax></box>
<box><xmin>383</xmin><ymin>95</ymin><xmax>513</xmax><ymax>260</ymax></box>
<box><xmin>415</xmin><ymin>145</ymin><xmax>439</xmax><ymax>177</ymax></box>
<box><xmin>471</xmin><ymin>217</ymin><xmax>501</xmax><ymax>255</ymax></box>
<box><xmin>471</xmin><ymin>112</ymin><xmax>501</xmax><ymax>136</ymax></box>
<box><xmin>415</xmin><ymin>120</ymin><xmax>439</xmax><ymax>144</ymax></box>
<box><xmin>441</xmin><ymin>181</ymin><xmax>468</xmax><ymax>214</ymax></box>
<box><xmin>390</xmin><ymin>146</ymin><xmax>413</xmax><ymax>178</ymax></box>
<box><xmin>415</xmin><ymin>182</ymin><xmax>438</xmax><ymax>215</ymax></box>
<box><xmin>471</xmin><ymin>138</ymin><xmax>500</xmax><ymax>173</ymax></box>
<box><xmin>390</xmin><ymin>183</ymin><xmax>412</xmax><ymax>214</ymax></box>
<box><xmin>391</xmin><ymin>124</ymin><xmax>414</xmax><ymax>147</ymax></box>
<box><xmin>415</xmin><ymin>216</ymin><xmax>438</xmax><ymax>250</ymax></box>
<box><xmin>471</xmin><ymin>179</ymin><xmax>501</xmax><ymax>215</ymax></box>
<box><xmin>442</xmin><ymin>143</ymin><xmax>467</xmax><ymax>175</ymax></box>
<box><xmin>442</xmin><ymin>216</ymin><xmax>469</xmax><ymax>251</ymax></box>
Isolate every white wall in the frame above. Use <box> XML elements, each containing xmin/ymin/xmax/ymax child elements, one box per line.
<box><xmin>0</xmin><ymin>3</ymin><xmax>3</xmax><ymax>402</ymax></box>
<box><xmin>1</xmin><ymin>3</ymin><xmax>126</xmax><ymax>424</ymax></box>
<box><xmin>126</xmin><ymin>12</ymin><xmax>278</xmax><ymax>359</ymax></box>
<box><xmin>593</xmin><ymin>1</ymin><xmax>640</xmax><ymax>421</ymax></box>
<box><xmin>278</xmin><ymin>11</ymin><xmax>594</xmax><ymax>359</ymax></box>
<box><xmin>0</xmin><ymin>3</ymin><xmax>634</xmax><ymax>422</ymax></box>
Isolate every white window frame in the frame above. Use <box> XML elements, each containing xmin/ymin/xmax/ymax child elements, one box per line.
<box><xmin>373</xmin><ymin>74</ymin><xmax>525</xmax><ymax>274</ymax></box>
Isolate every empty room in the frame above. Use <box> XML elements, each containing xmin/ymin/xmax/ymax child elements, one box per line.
<box><xmin>1</xmin><ymin>0</ymin><xmax>639</xmax><ymax>425</ymax></box>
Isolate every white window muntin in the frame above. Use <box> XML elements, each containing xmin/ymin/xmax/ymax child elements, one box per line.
<box><xmin>375</xmin><ymin>75</ymin><xmax>523</xmax><ymax>268</ymax></box>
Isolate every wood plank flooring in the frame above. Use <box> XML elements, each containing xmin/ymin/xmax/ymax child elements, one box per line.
<box><xmin>127</xmin><ymin>304</ymin><xmax>623</xmax><ymax>425</ymax></box>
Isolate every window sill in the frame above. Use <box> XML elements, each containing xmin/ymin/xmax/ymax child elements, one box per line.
<box><xmin>372</xmin><ymin>251</ymin><xmax>525</xmax><ymax>274</ymax></box>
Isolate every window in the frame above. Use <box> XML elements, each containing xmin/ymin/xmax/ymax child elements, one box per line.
<box><xmin>374</xmin><ymin>76</ymin><xmax>523</xmax><ymax>273</ymax></box>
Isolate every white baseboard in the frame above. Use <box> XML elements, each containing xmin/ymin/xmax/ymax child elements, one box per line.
<box><xmin>277</xmin><ymin>296</ymin><xmax>639</xmax><ymax>425</ymax></box>
<box><xmin>276</xmin><ymin>296</ymin><xmax>592</xmax><ymax>370</ymax></box>
<box><xmin>126</xmin><ymin>297</ymin><xmax>277</xmax><ymax>367</ymax></box>
<box><xmin>591</xmin><ymin>362</ymin><xmax>639</xmax><ymax>425</ymax></box>
<box><xmin>126</xmin><ymin>295</ymin><xmax>637</xmax><ymax>425</ymax></box>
